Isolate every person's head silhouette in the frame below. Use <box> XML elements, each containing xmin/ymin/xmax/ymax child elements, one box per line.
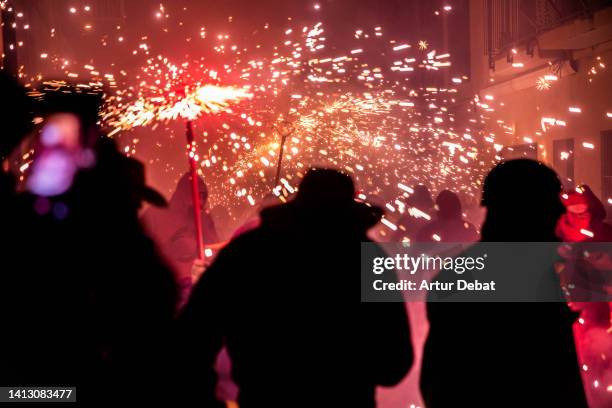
<box><xmin>287</xmin><ymin>168</ymin><xmax>383</xmax><ymax>231</ymax></box>
<box><xmin>481</xmin><ymin>159</ymin><xmax>564</xmax><ymax>241</ymax></box>
<box><xmin>294</xmin><ymin>168</ymin><xmax>355</xmax><ymax>209</ymax></box>
<box><xmin>407</xmin><ymin>184</ymin><xmax>434</xmax><ymax>210</ymax></box>
<box><xmin>171</xmin><ymin>172</ymin><xmax>209</xmax><ymax>215</ymax></box>
<box><xmin>436</xmin><ymin>190</ymin><xmax>462</xmax><ymax>220</ymax></box>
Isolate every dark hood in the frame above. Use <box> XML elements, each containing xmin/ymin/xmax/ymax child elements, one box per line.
<box><xmin>436</xmin><ymin>190</ymin><xmax>462</xmax><ymax>220</ymax></box>
<box><xmin>168</xmin><ymin>172</ymin><xmax>208</xmax><ymax>216</ymax></box>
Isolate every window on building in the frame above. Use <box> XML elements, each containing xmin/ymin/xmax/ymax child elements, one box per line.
<box><xmin>484</xmin><ymin>0</ymin><xmax>610</xmax><ymax>58</ymax></box>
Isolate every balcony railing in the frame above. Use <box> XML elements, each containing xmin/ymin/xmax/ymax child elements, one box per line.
<box><xmin>484</xmin><ymin>0</ymin><xmax>612</xmax><ymax>59</ymax></box>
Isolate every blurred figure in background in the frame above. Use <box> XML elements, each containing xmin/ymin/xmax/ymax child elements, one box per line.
<box><xmin>142</xmin><ymin>172</ymin><xmax>219</xmax><ymax>304</ymax></box>
<box><xmin>0</xmin><ymin>89</ymin><xmax>178</xmax><ymax>405</ymax></box>
<box><xmin>557</xmin><ymin>185</ymin><xmax>612</xmax><ymax>243</ymax></box>
<box><xmin>416</xmin><ymin>189</ymin><xmax>479</xmax><ymax>243</ymax></box>
<box><xmin>556</xmin><ymin>185</ymin><xmax>612</xmax><ymax>408</ymax></box>
<box><xmin>392</xmin><ymin>185</ymin><xmax>434</xmax><ymax>243</ymax></box>
<box><xmin>556</xmin><ymin>185</ymin><xmax>612</xmax><ymax>308</ymax></box>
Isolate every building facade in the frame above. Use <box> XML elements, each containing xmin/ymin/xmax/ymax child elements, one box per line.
<box><xmin>468</xmin><ymin>0</ymin><xmax>612</xmax><ymax>206</ymax></box>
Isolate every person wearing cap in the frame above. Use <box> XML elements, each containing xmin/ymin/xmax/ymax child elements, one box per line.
<box><xmin>172</xmin><ymin>168</ymin><xmax>413</xmax><ymax>408</ymax></box>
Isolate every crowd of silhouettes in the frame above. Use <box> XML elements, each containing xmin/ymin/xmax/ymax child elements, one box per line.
<box><xmin>1</xmin><ymin>73</ymin><xmax>609</xmax><ymax>407</ymax></box>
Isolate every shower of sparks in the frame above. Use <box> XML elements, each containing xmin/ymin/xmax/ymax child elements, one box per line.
<box><xmin>536</xmin><ymin>76</ymin><xmax>552</xmax><ymax>91</ymax></box>
<box><xmin>1</xmin><ymin>5</ymin><xmax>512</xmax><ymax>221</ymax></box>
<box><xmin>5</xmin><ymin>2</ymin><xmax>608</xmax><ymax>233</ymax></box>
<box><xmin>108</xmin><ymin>84</ymin><xmax>253</xmax><ymax>129</ymax></box>
<box><xmin>58</xmin><ymin>16</ymin><xmax>501</xmax><ymax>215</ymax></box>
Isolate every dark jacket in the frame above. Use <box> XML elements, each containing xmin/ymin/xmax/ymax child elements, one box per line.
<box><xmin>0</xmin><ymin>146</ymin><xmax>178</xmax><ymax>406</ymax></box>
<box><xmin>420</xmin><ymin>159</ymin><xmax>587</xmax><ymax>407</ymax></box>
<box><xmin>175</xmin><ymin>202</ymin><xmax>413</xmax><ymax>407</ymax></box>
<box><xmin>420</xmin><ymin>251</ymin><xmax>587</xmax><ymax>407</ymax></box>
<box><xmin>142</xmin><ymin>174</ymin><xmax>219</xmax><ymax>282</ymax></box>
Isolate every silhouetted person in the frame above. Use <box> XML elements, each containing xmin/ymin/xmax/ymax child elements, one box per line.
<box><xmin>68</xmin><ymin>138</ymin><xmax>178</xmax><ymax>404</ymax></box>
<box><xmin>0</xmin><ymin>90</ymin><xmax>177</xmax><ymax>406</ymax></box>
<box><xmin>215</xmin><ymin>192</ymin><xmax>282</xmax><ymax>402</ymax></box>
<box><xmin>142</xmin><ymin>172</ymin><xmax>219</xmax><ymax>303</ymax></box>
<box><xmin>556</xmin><ymin>186</ymin><xmax>612</xmax><ymax>407</ymax></box>
<box><xmin>420</xmin><ymin>159</ymin><xmax>587</xmax><ymax>407</ymax></box>
<box><xmin>174</xmin><ymin>168</ymin><xmax>413</xmax><ymax>407</ymax></box>
<box><xmin>416</xmin><ymin>189</ymin><xmax>479</xmax><ymax>243</ymax></box>
<box><xmin>556</xmin><ymin>185</ymin><xmax>612</xmax><ymax>306</ymax></box>
<box><xmin>393</xmin><ymin>184</ymin><xmax>434</xmax><ymax>242</ymax></box>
